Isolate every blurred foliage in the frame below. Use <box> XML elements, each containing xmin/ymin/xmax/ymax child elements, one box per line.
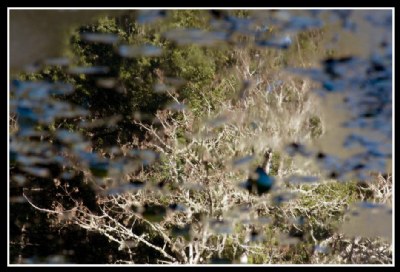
<box><xmin>18</xmin><ymin>11</ymin><xmax>236</xmax><ymax>149</ymax></box>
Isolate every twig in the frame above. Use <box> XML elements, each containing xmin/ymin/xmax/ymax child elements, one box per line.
<box><xmin>23</xmin><ymin>192</ymin><xmax>63</xmax><ymax>214</ymax></box>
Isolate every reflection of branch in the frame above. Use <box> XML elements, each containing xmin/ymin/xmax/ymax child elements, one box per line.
<box><xmin>133</xmin><ymin>119</ymin><xmax>173</xmax><ymax>151</ymax></box>
<box><xmin>347</xmin><ymin>237</ymin><xmax>356</xmax><ymax>263</ymax></box>
<box><xmin>109</xmin><ymin>195</ymin><xmax>188</xmax><ymax>263</ymax></box>
<box><xmin>75</xmin><ymin>206</ymin><xmax>179</xmax><ymax>263</ymax></box>
<box><xmin>23</xmin><ymin>192</ymin><xmax>62</xmax><ymax>214</ymax></box>
<box><xmin>192</xmin><ymin>222</ymin><xmax>209</xmax><ymax>264</ymax></box>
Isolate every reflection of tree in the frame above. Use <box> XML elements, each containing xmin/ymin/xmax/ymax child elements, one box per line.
<box><xmin>9</xmin><ymin>10</ymin><xmax>393</xmax><ymax>264</ymax></box>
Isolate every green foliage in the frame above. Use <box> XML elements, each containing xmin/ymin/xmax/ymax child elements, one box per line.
<box><xmin>309</xmin><ymin>115</ymin><xmax>323</xmax><ymax>138</ymax></box>
<box><xmin>270</xmin><ymin>152</ymin><xmax>281</xmax><ymax>176</ymax></box>
<box><xmin>168</xmin><ymin>10</ymin><xmax>210</xmax><ymax>28</ymax></box>
<box><xmin>243</xmin><ymin>180</ymin><xmax>367</xmax><ymax>264</ymax></box>
<box><xmin>17</xmin><ymin>11</ymin><xmax>233</xmax><ymax>149</ymax></box>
